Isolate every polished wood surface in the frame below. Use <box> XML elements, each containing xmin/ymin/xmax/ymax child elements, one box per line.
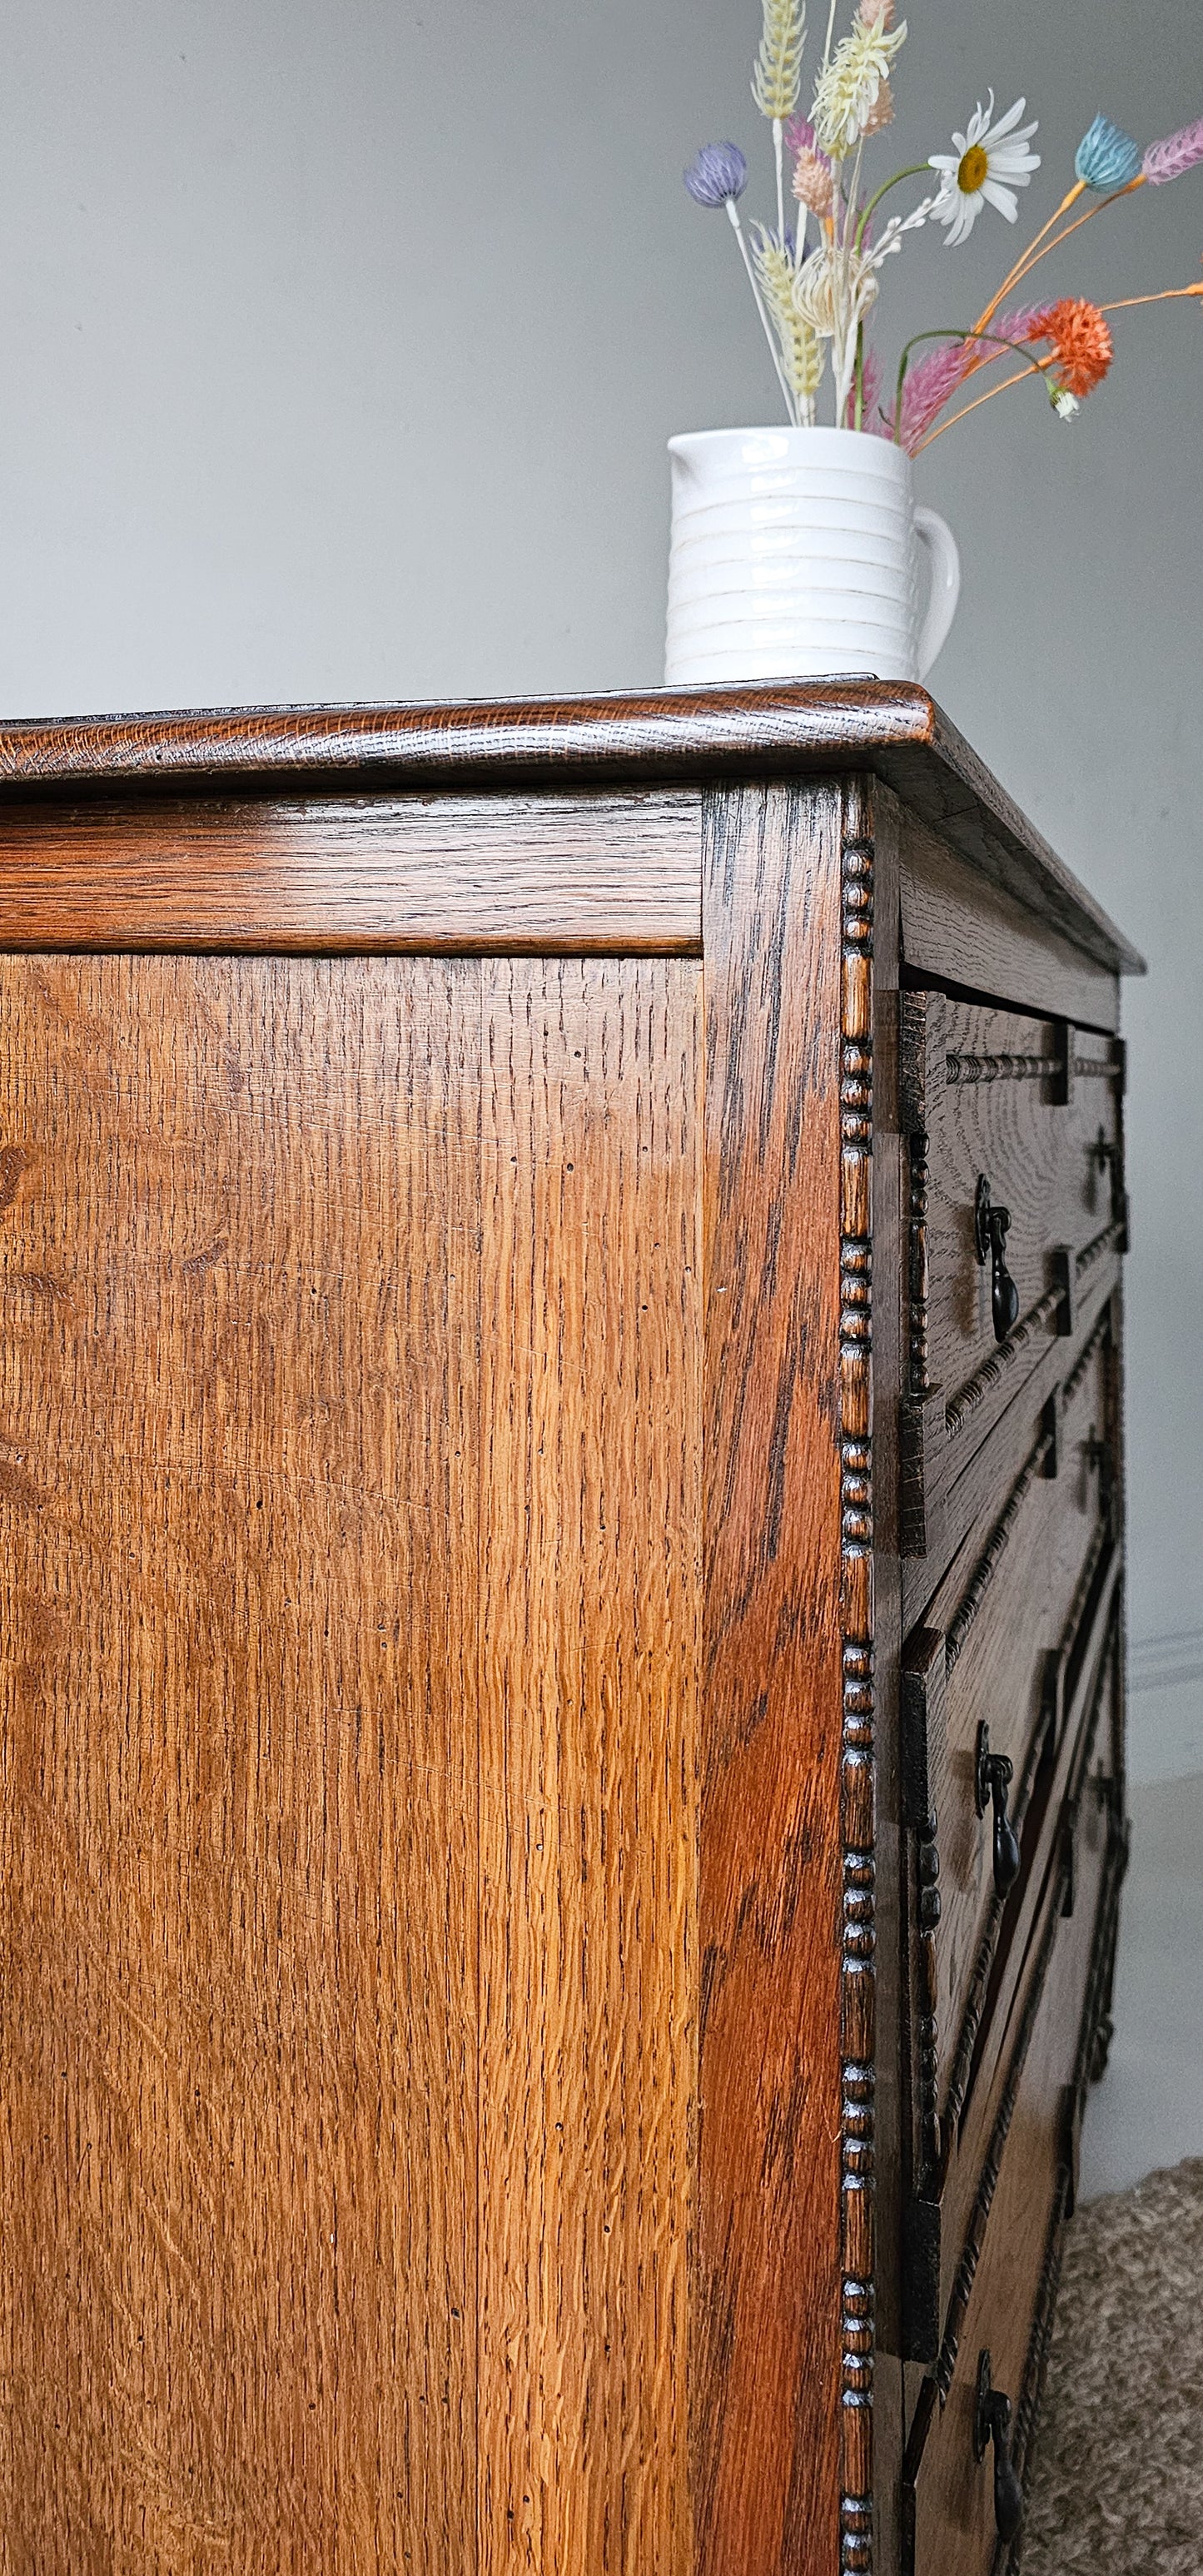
<box><xmin>905</xmin><ymin>1694</ymin><xmax>1117</xmax><ymax>2576</ymax></box>
<box><xmin>0</xmin><ymin>684</ymin><xmax>1141</xmax><ymax>977</ymax></box>
<box><xmin>696</xmin><ymin>779</ymin><xmax>848</xmax><ymax>2574</ymax></box>
<box><xmin>0</xmin><ymin>684</ymin><xmax>1134</xmax><ymax>2575</ymax></box>
<box><xmin>0</xmin><ymin>791</ymin><xmax>702</xmax><ymax>953</ymax></box>
<box><xmin>0</xmin><ymin>955</ymin><xmax>482</xmax><ymax>2567</ymax></box>
<box><xmin>475</xmin><ymin>958</ymin><xmax>701</xmax><ymax>2574</ymax></box>
<box><xmin>0</xmin><ymin>951</ymin><xmax>703</xmax><ymax>2573</ymax></box>
<box><xmin>897</xmin><ymin>804</ymin><xmax>1120</xmax><ymax>1035</ymax></box>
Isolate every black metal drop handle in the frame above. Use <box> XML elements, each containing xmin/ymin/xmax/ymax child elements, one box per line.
<box><xmin>974</xmin><ymin>2351</ymin><xmax>1024</xmax><ymax>2544</ymax></box>
<box><xmin>974</xmin><ymin>1175</ymin><xmax>1020</xmax><ymax>1345</ymax></box>
<box><xmin>976</xmin><ymin>1724</ymin><xmax>1021</xmax><ymax>1897</ymax></box>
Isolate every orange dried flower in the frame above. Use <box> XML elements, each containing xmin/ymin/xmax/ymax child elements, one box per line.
<box><xmin>1043</xmin><ymin>297</ymin><xmax>1114</xmax><ymax>397</ymax></box>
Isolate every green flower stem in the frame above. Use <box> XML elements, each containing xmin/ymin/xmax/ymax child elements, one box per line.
<box><xmin>892</xmin><ymin>326</ymin><xmax>1054</xmax><ymax>445</ymax></box>
<box><xmin>854</xmin><ymin>165</ymin><xmax>934</xmax><ymax>253</ymax></box>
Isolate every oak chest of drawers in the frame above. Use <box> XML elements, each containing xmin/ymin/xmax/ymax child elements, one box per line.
<box><xmin>0</xmin><ymin>685</ymin><xmax>1138</xmax><ymax>2575</ymax></box>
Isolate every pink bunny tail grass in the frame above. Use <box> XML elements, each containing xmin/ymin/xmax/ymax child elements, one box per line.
<box><xmin>1143</xmin><ymin>114</ymin><xmax>1203</xmax><ymax>184</ymax></box>
<box><xmin>846</xmin><ymin>346</ymin><xmax>886</xmax><ymax>430</ymax></box>
<box><xmin>887</xmin><ymin>304</ymin><xmax>1051</xmax><ymax>452</ymax></box>
<box><xmin>887</xmin><ymin>341</ymin><xmax>972</xmax><ymax>452</ymax></box>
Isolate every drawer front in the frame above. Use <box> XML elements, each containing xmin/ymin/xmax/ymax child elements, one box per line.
<box><xmin>902</xmin><ymin>1577</ymin><xmax>1121</xmax><ymax>2362</ymax></box>
<box><xmin>901</xmin><ymin>992</ymin><xmax>1124</xmax><ymax>1577</ymax></box>
<box><xmin>902</xmin><ymin>1307</ymin><xmax>1117</xmax><ymax>2220</ymax></box>
<box><xmin>902</xmin><ymin>1708</ymin><xmax>1123</xmax><ymax>2576</ymax></box>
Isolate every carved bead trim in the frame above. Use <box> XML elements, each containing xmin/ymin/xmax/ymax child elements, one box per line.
<box><xmin>1076</xmin><ymin>1216</ymin><xmax>1125</xmax><ymax>1282</ymax></box>
<box><xmin>944</xmin><ymin>1285</ymin><xmax>1062</xmax><ymax>1440</ymax></box>
<box><xmin>934</xmin><ymin>1643</ymin><xmax>1121</xmax><ymax>2401</ymax></box>
<box><xmin>945</xmin><ymin>1049</ymin><xmax>1053</xmax><ymax>1086</ymax></box>
<box><xmin>942</xmin><ymin>1548</ymin><xmax>1111</xmax><ymax>2134</ymax></box>
<box><xmin>933</xmin><ymin>1882</ymin><xmax>1063</xmax><ymax>2398</ymax></box>
<box><xmin>1000</xmin><ymin>2164</ymin><xmax>1072</xmax><ymax>2569</ymax></box>
<box><xmin>1071</xmin><ymin>1054</ymin><xmax>1122</xmax><ymax>1081</ymax></box>
<box><xmin>914</xmin><ymin>1828</ymin><xmax>942</xmax><ymax>2187</ymax></box>
<box><xmin>1061</xmin><ymin>1301</ymin><xmax>1112</xmax><ymax>1407</ymax></box>
<box><xmin>907</xmin><ymin>1131</ymin><xmax>932</xmax><ymax>1400</ymax></box>
<box><xmin>970</xmin><ymin>1847</ymin><xmax>1127</xmax><ymax>2570</ymax></box>
<box><xmin>840</xmin><ymin>816</ymin><xmax>876</xmax><ymax>2576</ymax></box>
<box><xmin>945</xmin><ymin>1236</ymin><xmax>1120</xmax><ymax>1445</ymax></box>
<box><xmin>944</xmin><ymin>1420</ymin><xmax>1056</xmax><ymax>1673</ymax></box>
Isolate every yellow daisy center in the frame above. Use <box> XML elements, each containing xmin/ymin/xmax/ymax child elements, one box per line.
<box><xmin>957</xmin><ymin>142</ymin><xmax>989</xmax><ymax>193</ymax></box>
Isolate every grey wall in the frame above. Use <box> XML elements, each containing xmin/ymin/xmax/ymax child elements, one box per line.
<box><xmin>2</xmin><ymin>0</ymin><xmax>1201</xmax><ymax>1752</ymax></box>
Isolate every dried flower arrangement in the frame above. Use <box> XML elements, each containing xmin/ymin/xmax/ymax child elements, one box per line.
<box><xmin>684</xmin><ymin>2</ymin><xmax>1203</xmax><ymax>451</ymax></box>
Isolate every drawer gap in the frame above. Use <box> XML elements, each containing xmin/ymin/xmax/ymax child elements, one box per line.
<box><xmin>899</xmin><ymin>959</ymin><xmax>1121</xmax><ymax>1045</ymax></box>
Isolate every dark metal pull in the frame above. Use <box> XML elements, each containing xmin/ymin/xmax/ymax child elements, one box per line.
<box><xmin>974</xmin><ymin>2350</ymin><xmax>1024</xmax><ymax>2544</ymax></box>
<box><xmin>974</xmin><ymin>1175</ymin><xmax>1020</xmax><ymax>1344</ymax></box>
<box><xmin>1086</xmin><ymin>1425</ymin><xmax>1116</xmax><ymax>1525</ymax></box>
<box><xmin>976</xmin><ymin>1724</ymin><xmax>1021</xmax><ymax>1897</ymax></box>
<box><xmin>1092</xmin><ymin>1123</ymin><xmax>1118</xmax><ymax>1179</ymax></box>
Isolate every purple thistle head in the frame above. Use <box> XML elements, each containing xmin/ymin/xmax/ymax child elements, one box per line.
<box><xmin>1143</xmin><ymin>113</ymin><xmax>1203</xmax><ymax>184</ymax></box>
<box><xmin>684</xmin><ymin>142</ymin><xmax>748</xmax><ymax>208</ymax></box>
<box><xmin>1075</xmin><ymin>114</ymin><xmax>1141</xmax><ymax>191</ymax></box>
<box><xmin>784</xmin><ymin>114</ymin><xmax>818</xmax><ymax>154</ymax></box>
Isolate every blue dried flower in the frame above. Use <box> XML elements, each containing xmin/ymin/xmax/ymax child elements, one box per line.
<box><xmin>1075</xmin><ymin>114</ymin><xmax>1141</xmax><ymax>191</ymax></box>
<box><xmin>684</xmin><ymin>142</ymin><xmax>748</xmax><ymax>208</ymax></box>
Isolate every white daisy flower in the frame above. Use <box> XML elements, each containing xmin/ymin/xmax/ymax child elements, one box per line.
<box><xmin>929</xmin><ymin>93</ymin><xmax>1040</xmax><ymax>247</ymax></box>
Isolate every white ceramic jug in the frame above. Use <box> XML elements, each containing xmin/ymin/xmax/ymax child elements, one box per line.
<box><xmin>665</xmin><ymin>425</ymin><xmax>960</xmax><ymax>687</ymax></box>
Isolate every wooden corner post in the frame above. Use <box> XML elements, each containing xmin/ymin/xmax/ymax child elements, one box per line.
<box><xmin>696</xmin><ymin>777</ymin><xmax>879</xmax><ymax>2576</ymax></box>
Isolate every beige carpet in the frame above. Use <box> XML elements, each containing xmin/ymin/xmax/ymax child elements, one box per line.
<box><xmin>1022</xmin><ymin>2157</ymin><xmax>1203</xmax><ymax>2573</ymax></box>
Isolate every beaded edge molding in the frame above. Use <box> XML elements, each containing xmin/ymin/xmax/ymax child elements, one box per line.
<box><xmin>839</xmin><ymin>797</ymin><xmax>876</xmax><ymax>2576</ymax></box>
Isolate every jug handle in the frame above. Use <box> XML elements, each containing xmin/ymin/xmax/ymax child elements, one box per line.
<box><xmin>914</xmin><ymin>506</ymin><xmax>961</xmax><ymax>679</ymax></box>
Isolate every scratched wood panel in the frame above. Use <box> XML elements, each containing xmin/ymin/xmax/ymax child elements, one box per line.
<box><xmin>0</xmin><ymin>953</ymin><xmax>479</xmax><ymax>2573</ymax></box>
<box><xmin>475</xmin><ymin>957</ymin><xmax>702</xmax><ymax>2576</ymax></box>
<box><xmin>694</xmin><ymin>780</ymin><xmax>848</xmax><ymax>2576</ymax></box>
<box><xmin>0</xmin><ymin>790</ymin><xmax>702</xmax><ymax>954</ymax></box>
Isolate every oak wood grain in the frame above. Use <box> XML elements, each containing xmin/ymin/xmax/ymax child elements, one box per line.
<box><xmin>0</xmin><ymin>953</ymin><xmax>480</xmax><ymax>2572</ymax></box>
<box><xmin>0</xmin><ymin>791</ymin><xmax>702</xmax><ymax>954</ymax></box>
<box><xmin>905</xmin><ymin>1734</ymin><xmax>1114</xmax><ymax>2576</ymax></box>
<box><xmin>933</xmin><ymin>1554</ymin><xmax>1121</xmax><ymax>2331</ymax></box>
<box><xmin>901</xmin><ymin>1248</ymin><xmax>1121</xmax><ymax>1634</ymax></box>
<box><xmin>695</xmin><ymin>778</ymin><xmax>848</xmax><ymax>2576</ymax></box>
<box><xmin>922</xmin><ymin>1323</ymin><xmax>1112</xmax><ymax>2121</ymax></box>
<box><xmin>907</xmin><ymin>996</ymin><xmax>1119</xmax><ymax>1434</ymax></box>
<box><xmin>897</xmin><ymin>804</ymin><xmax>1120</xmax><ymax>1036</ymax></box>
<box><xmin>475</xmin><ymin>957</ymin><xmax>702</xmax><ymax>2576</ymax></box>
<box><xmin>0</xmin><ymin>709</ymin><xmax>1135</xmax><ymax>2576</ymax></box>
<box><xmin>0</xmin><ymin>685</ymin><xmax>1141</xmax><ymax>977</ymax></box>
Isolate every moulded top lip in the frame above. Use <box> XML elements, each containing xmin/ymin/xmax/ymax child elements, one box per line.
<box><xmin>667</xmin><ymin>425</ymin><xmax>903</xmax><ymax>450</ymax></box>
<box><xmin>0</xmin><ymin>680</ymin><xmax>1143</xmax><ymax>974</ymax></box>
